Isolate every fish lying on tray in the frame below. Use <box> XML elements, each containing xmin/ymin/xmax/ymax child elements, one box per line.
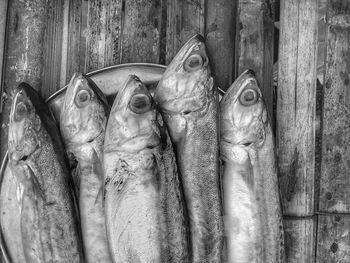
<box><xmin>103</xmin><ymin>75</ymin><xmax>190</xmax><ymax>263</ymax></box>
<box><xmin>6</xmin><ymin>83</ymin><xmax>84</xmax><ymax>262</ymax></box>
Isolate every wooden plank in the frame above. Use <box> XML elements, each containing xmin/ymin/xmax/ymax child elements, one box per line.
<box><xmin>0</xmin><ymin>0</ymin><xmax>49</xmax><ymax>161</ymax></box>
<box><xmin>319</xmin><ymin>0</ymin><xmax>350</xmax><ymax>213</ymax></box>
<box><xmin>205</xmin><ymin>0</ymin><xmax>236</xmax><ymax>91</ymax></box>
<box><xmin>316</xmin><ymin>215</ymin><xmax>350</xmax><ymax>262</ymax></box>
<box><xmin>41</xmin><ymin>0</ymin><xmax>65</xmax><ymax>99</ymax></box>
<box><xmin>284</xmin><ymin>218</ymin><xmax>315</xmax><ymax>263</ymax></box>
<box><xmin>86</xmin><ymin>0</ymin><xmax>123</xmax><ymax>72</ymax></box>
<box><xmin>166</xmin><ymin>0</ymin><xmax>205</xmax><ymax>64</ymax></box>
<box><xmin>0</xmin><ymin>0</ymin><xmax>9</xmax><ymax>113</ymax></box>
<box><xmin>120</xmin><ymin>0</ymin><xmax>164</xmax><ymax>63</ymax></box>
<box><xmin>235</xmin><ymin>0</ymin><xmax>275</xmax><ymax>117</ymax></box>
<box><xmin>277</xmin><ymin>0</ymin><xmax>318</xmax><ymax>216</ymax></box>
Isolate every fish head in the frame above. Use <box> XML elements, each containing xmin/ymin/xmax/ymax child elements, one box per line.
<box><xmin>60</xmin><ymin>73</ymin><xmax>109</xmax><ymax>148</ymax></box>
<box><xmin>8</xmin><ymin>85</ymin><xmax>43</xmax><ymax>164</ymax></box>
<box><xmin>220</xmin><ymin>70</ymin><xmax>268</xmax><ymax>147</ymax></box>
<box><xmin>104</xmin><ymin>75</ymin><xmax>160</xmax><ymax>153</ymax></box>
<box><xmin>155</xmin><ymin>34</ymin><xmax>214</xmax><ymax>114</ymax></box>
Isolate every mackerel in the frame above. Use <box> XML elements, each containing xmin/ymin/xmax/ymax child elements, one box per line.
<box><xmin>60</xmin><ymin>73</ymin><xmax>112</xmax><ymax>263</ymax></box>
<box><xmin>220</xmin><ymin>70</ymin><xmax>285</xmax><ymax>263</ymax></box>
<box><xmin>103</xmin><ymin>75</ymin><xmax>190</xmax><ymax>263</ymax></box>
<box><xmin>7</xmin><ymin>83</ymin><xmax>83</xmax><ymax>263</ymax></box>
<box><xmin>155</xmin><ymin>34</ymin><xmax>224</xmax><ymax>262</ymax></box>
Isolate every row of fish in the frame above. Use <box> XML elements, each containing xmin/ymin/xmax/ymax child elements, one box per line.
<box><xmin>1</xmin><ymin>34</ymin><xmax>285</xmax><ymax>263</ymax></box>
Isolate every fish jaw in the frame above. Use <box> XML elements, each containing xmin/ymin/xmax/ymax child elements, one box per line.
<box><xmin>104</xmin><ymin>75</ymin><xmax>161</xmax><ymax>154</ymax></box>
<box><xmin>60</xmin><ymin>73</ymin><xmax>108</xmax><ymax>148</ymax></box>
<box><xmin>8</xmin><ymin>88</ymin><xmax>41</xmax><ymax>164</ymax></box>
<box><xmin>155</xmin><ymin>34</ymin><xmax>214</xmax><ymax>115</ymax></box>
<box><xmin>220</xmin><ymin>70</ymin><xmax>267</xmax><ymax>148</ymax></box>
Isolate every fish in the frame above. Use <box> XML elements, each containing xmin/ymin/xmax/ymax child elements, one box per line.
<box><xmin>103</xmin><ymin>75</ymin><xmax>190</xmax><ymax>263</ymax></box>
<box><xmin>154</xmin><ymin>34</ymin><xmax>225</xmax><ymax>263</ymax></box>
<box><xmin>220</xmin><ymin>70</ymin><xmax>285</xmax><ymax>263</ymax></box>
<box><xmin>7</xmin><ymin>83</ymin><xmax>83</xmax><ymax>263</ymax></box>
<box><xmin>59</xmin><ymin>73</ymin><xmax>113</xmax><ymax>263</ymax></box>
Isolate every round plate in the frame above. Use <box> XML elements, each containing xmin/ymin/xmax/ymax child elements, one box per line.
<box><xmin>0</xmin><ymin>63</ymin><xmax>166</xmax><ymax>263</ymax></box>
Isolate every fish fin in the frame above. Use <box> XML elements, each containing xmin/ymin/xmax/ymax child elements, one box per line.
<box><xmin>91</xmin><ymin>149</ymin><xmax>105</xmax><ymax>206</ymax></box>
<box><xmin>25</xmin><ymin>165</ymin><xmax>45</xmax><ymax>201</ymax></box>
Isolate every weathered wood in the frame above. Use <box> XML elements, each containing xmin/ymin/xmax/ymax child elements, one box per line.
<box><xmin>41</xmin><ymin>0</ymin><xmax>65</xmax><ymax>99</ymax></box>
<box><xmin>235</xmin><ymin>0</ymin><xmax>275</xmax><ymax>117</ymax></box>
<box><xmin>319</xmin><ymin>0</ymin><xmax>350</xmax><ymax>213</ymax></box>
<box><xmin>277</xmin><ymin>0</ymin><xmax>318</xmax><ymax>216</ymax></box>
<box><xmin>166</xmin><ymin>0</ymin><xmax>205</xmax><ymax>64</ymax></box>
<box><xmin>120</xmin><ymin>0</ymin><xmax>164</xmax><ymax>63</ymax></box>
<box><xmin>0</xmin><ymin>0</ymin><xmax>48</xmax><ymax>161</ymax></box>
<box><xmin>283</xmin><ymin>218</ymin><xmax>315</xmax><ymax>263</ymax></box>
<box><xmin>0</xmin><ymin>0</ymin><xmax>9</xmax><ymax>114</ymax></box>
<box><xmin>316</xmin><ymin>215</ymin><xmax>350</xmax><ymax>262</ymax></box>
<box><xmin>205</xmin><ymin>0</ymin><xmax>236</xmax><ymax>91</ymax></box>
<box><xmin>86</xmin><ymin>0</ymin><xmax>123</xmax><ymax>71</ymax></box>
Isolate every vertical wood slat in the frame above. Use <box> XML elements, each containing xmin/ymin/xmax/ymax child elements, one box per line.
<box><xmin>284</xmin><ymin>218</ymin><xmax>315</xmax><ymax>262</ymax></box>
<box><xmin>319</xmin><ymin>0</ymin><xmax>350</xmax><ymax>213</ymax></box>
<box><xmin>0</xmin><ymin>0</ymin><xmax>9</xmax><ymax>114</ymax></box>
<box><xmin>120</xmin><ymin>0</ymin><xmax>164</xmax><ymax>63</ymax></box>
<box><xmin>316</xmin><ymin>215</ymin><xmax>350</xmax><ymax>262</ymax></box>
<box><xmin>205</xmin><ymin>0</ymin><xmax>236</xmax><ymax>91</ymax></box>
<box><xmin>277</xmin><ymin>0</ymin><xmax>318</xmax><ymax>262</ymax></box>
<box><xmin>277</xmin><ymin>0</ymin><xmax>318</xmax><ymax>216</ymax></box>
<box><xmin>166</xmin><ymin>0</ymin><xmax>205</xmax><ymax>64</ymax></box>
<box><xmin>0</xmin><ymin>0</ymin><xmax>48</xmax><ymax>161</ymax></box>
<box><xmin>235</xmin><ymin>0</ymin><xmax>275</xmax><ymax>117</ymax></box>
<box><xmin>316</xmin><ymin>1</ymin><xmax>350</xmax><ymax>262</ymax></box>
<box><xmin>41</xmin><ymin>0</ymin><xmax>65</xmax><ymax>99</ymax></box>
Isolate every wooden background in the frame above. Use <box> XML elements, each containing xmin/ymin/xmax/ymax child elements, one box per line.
<box><xmin>0</xmin><ymin>0</ymin><xmax>349</xmax><ymax>262</ymax></box>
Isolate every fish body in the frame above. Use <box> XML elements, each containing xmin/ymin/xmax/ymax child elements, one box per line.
<box><xmin>155</xmin><ymin>34</ymin><xmax>224</xmax><ymax>263</ymax></box>
<box><xmin>7</xmin><ymin>83</ymin><xmax>83</xmax><ymax>262</ymax></box>
<box><xmin>103</xmin><ymin>75</ymin><xmax>189</xmax><ymax>263</ymax></box>
<box><xmin>220</xmin><ymin>70</ymin><xmax>285</xmax><ymax>263</ymax></box>
<box><xmin>60</xmin><ymin>73</ymin><xmax>112</xmax><ymax>263</ymax></box>
<box><xmin>0</xmin><ymin>161</ymin><xmax>26</xmax><ymax>263</ymax></box>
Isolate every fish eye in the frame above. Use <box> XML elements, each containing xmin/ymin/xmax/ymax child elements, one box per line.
<box><xmin>129</xmin><ymin>94</ymin><xmax>152</xmax><ymax>114</ymax></box>
<box><xmin>15</xmin><ymin>102</ymin><xmax>27</xmax><ymax>120</ymax></box>
<box><xmin>184</xmin><ymin>53</ymin><xmax>203</xmax><ymax>72</ymax></box>
<box><xmin>75</xmin><ymin>89</ymin><xmax>91</xmax><ymax>107</ymax></box>
<box><xmin>239</xmin><ymin>88</ymin><xmax>259</xmax><ymax>106</ymax></box>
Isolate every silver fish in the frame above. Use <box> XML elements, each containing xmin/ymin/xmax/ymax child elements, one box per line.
<box><xmin>220</xmin><ymin>70</ymin><xmax>285</xmax><ymax>263</ymax></box>
<box><xmin>154</xmin><ymin>34</ymin><xmax>225</xmax><ymax>263</ymax></box>
<box><xmin>60</xmin><ymin>73</ymin><xmax>113</xmax><ymax>263</ymax></box>
<box><xmin>7</xmin><ymin>83</ymin><xmax>83</xmax><ymax>262</ymax></box>
<box><xmin>103</xmin><ymin>75</ymin><xmax>190</xmax><ymax>263</ymax></box>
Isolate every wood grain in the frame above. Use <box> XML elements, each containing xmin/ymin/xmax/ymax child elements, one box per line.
<box><xmin>283</xmin><ymin>218</ymin><xmax>316</xmax><ymax>263</ymax></box>
<box><xmin>120</xmin><ymin>0</ymin><xmax>164</xmax><ymax>63</ymax></box>
<box><xmin>166</xmin><ymin>0</ymin><xmax>205</xmax><ymax>64</ymax></box>
<box><xmin>0</xmin><ymin>0</ymin><xmax>48</xmax><ymax>161</ymax></box>
<box><xmin>277</xmin><ymin>0</ymin><xmax>318</xmax><ymax>216</ymax></box>
<box><xmin>0</xmin><ymin>0</ymin><xmax>9</xmax><ymax>114</ymax></box>
<box><xmin>319</xmin><ymin>0</ymin><xmax>350</xmax><ymax>213</ymax></box>
<box><xmin>41</xmin><ymin>0</ymin><xmax>65</xmax><ymax>99</ymax></box>
<box><xmin>235</xmin><ymin>0</ymin><xmax>275</xmax><ymax>118</ymax></box>
<box><xmin>85</xmin><ymin>0</ymin><xmax>123</xmax><ymax>71</ymax></box>
<box><xmin>205</xmin><ymin>0</ymin><xmax>236</xmax><ymax>91</ymax></box>
<box><xmin>316</xmin><ymin>215</ymin><xmax>350</xmax><ymax>262</ymax></box>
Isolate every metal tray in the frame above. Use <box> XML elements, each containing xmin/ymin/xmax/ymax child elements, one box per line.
<box><xmin>0</xmin><ymin>63</ymin><xmax>166</xmax><ymax>263</ymax></box>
